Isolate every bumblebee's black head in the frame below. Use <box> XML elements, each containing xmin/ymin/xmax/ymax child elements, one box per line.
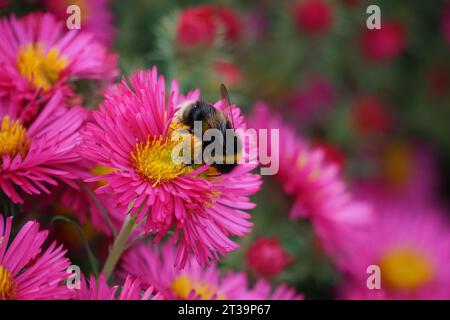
<box><xmin>180</xmin><ymin>100</ymin><xmax>241</xmax><ymax>174</ymax></box>
<box><xmin>181</xmin><ymin>100</ymin><xmax>226</xmax><ymax>132</ymax></box>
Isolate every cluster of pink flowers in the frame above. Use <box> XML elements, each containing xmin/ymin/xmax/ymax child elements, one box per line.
<box><xmin>119</xmin><ymin>242</ymin><xmax>303</xmax><ymax>300</ymax></box>
<box><xmin>80</xmin><ymin>67</ymin><xmax>262</xmax><ymax>268</ymax></box>
<box><xmin>0</xmin><ymin>8</ymin><xmax>297</xmax><ymax>301</ymax></box>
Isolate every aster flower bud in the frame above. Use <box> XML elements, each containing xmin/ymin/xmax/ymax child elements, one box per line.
<box><xmin>246</xmin><ymin>237</ymin><xmax>294</xmax><ymax>278</ymax></box>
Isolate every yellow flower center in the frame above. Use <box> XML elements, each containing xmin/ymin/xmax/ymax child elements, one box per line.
<box><xmin>17</xmin><ymin>44</ymin><xmax>68</xmax><ymax>92</ymax></box>
<box><xmin>380</xmin><ymin>247</ymin><xmax>434</xmax><ymax>292</ymax></box>
<box><xmin>171</xmin><ymin>275</ymin><xmax>226</xmax><ymax>300</ymax></box>
<box><xmin>0</xmin><ymin>265</ymin><xmax>16</xmax><ymax>300</ymax></box>
<box><xmin>0</xmin><ymin>116</ymin><xmax>30</xmax><ymax>161</ymax></box>
<box><xmin>131</xmin><ymin>136</ymin><xmax>195</xmax><ymax>187</ymax></box>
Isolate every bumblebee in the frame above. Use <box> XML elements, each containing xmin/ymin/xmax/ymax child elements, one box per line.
<box><xmin>171</xmin><ymin>85</ymin><xmax>242</xmax><ymax>174</ymax></box>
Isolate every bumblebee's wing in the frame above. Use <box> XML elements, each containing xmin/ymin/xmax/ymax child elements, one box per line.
<box><xmin>220</xmin><ymin>84</ymin><xmax>235</xmax><ymax>129</ymax></box>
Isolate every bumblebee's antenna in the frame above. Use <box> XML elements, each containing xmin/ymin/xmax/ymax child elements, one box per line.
<box><xmin>220</xmin><ymin>84</ymin><xmax>235</xmax><ymax>129</ymax></box>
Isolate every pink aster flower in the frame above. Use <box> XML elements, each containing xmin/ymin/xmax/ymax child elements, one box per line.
<box><xmin>44</xmin><ymin>0</ymin><xmax>116</xmax><ymax>46</ymax></box>
<box><xmin>76</xmin><ymin>273</ymin><xmax>154</xmax><ymax>300</ymax></box>
<box><xmin>249</xmin><ymin>103</ymin><xmax>372</xmax><ymax>253</ymax></box>
<box><xmin>0</xmin><ymin>91</ymin><xmax>86</xmax><ymax>204</ymax></box>
<box><xmin>119</xmin><ymin>242</ymin><xmax>303</xmax><ymax>300</ymax></box>
<box><xmin>81</xmin><ymin>67</ymin><xmax>261</xmax><ymax>268</ymax></box>
<box><xmin>337</xmin><ymin>203</ymin><xmax>450</xmax><ymax>299</ymax></box>
<box><xmin>0</xmin><ymin>214</ymin><xmax>71</xmax><ymax>300</ymax></box>
<box><xmin>0</xmin><ymin>13</ymin><xmax>117</xmax><ymax>108</ymax></box>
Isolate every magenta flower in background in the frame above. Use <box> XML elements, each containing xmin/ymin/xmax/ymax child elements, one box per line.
<box><xmin>286</xmin><ymin>75</ymin><xmax>335</xmax><ymax>122</ymax></box>
<box><xmin>81</xmin><ymin>67</ymin><xmax>261</xmax><ymax>268</ymax></box>
<box><xmin>0</xmin><ymin>215</ymin><xmax>71</xmax><ymax>300</ymax></box>
<box><xmin>245</xmin><ymin>9</ymin><xmax>270</xmax><ymax>40</ymax></box>
<box><xmin>44</xmin><ymin>0</ymin><xmax>116</xmax><ymax>47</ymax></box>
<box><xmin>76</xmin><ymin>273</ymin><xmax>154</xmax><ymax>300</ymax></box>
<box><xmin>250</xmin><ymin>103</ymin><xmax>372</xmax><ymax>253</ymax></box>
<box><xmin>359</xmin><ymin>20</ymin><xmax>407</xmax><ymax>63</ymax></box>
<box><xmin>337</xmin><ymin>202</ymin><xmax>450</xmax><ymax>299</ymax></box>
<box><xmin>119</xmin><ymin>242</ymin><xmax>303</xmax><ymax>300</ymax></box>
<box><xmin>0</xmin><ymin>13</ymin><xmax>117</xmax><ymax>108</ymax></box>
<box><xmin>0</xmin><ymin>91</ymin><xmax>86</xmax><ymax>204</ymax></box>
<box><xmin>441</xmin><ymin>3</ymin><xmax>450</xmax><ymax>46</ymax></box>
<box><xmin>292</xmin><ymin>0</ymin><xmax>334</xmax><ymax>35</ymax></box>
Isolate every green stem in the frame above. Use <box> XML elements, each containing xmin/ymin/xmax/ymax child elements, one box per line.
<box><xmin>102</xmin><ymin>213</ymin><xmax>137</xmax><ymax>280</ymax></box>
<box><xmin>79</xmin><ymin>181</ymin><xmax>118</xmax><ymax>237</ymax></box>
<box><xmin>51</xmin><ymin>216</ymin><xmax>99</xmax><ymax>277</ymax></box>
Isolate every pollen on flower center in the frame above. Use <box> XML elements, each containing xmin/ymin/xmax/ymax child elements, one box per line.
<box><xmin>171</xmin><ymin>275</ymin><xmax>225</xmax><ymax>300</ymax></box>
<box><xmin>132</xmin><ymin>136</ymin><xmax>194</xmax><ymax>187</ymax></box>
<box><xmin>0</xmin><ymin>116</ymin><xmax>30</xmax><ymax>161</ymax></box>
<box><xmin>380</xmin><ymin>247</ymin><xmax>434</xmax><ymax>292</ymax></box>
<box><xmin>17</xmin><ymin>43</ymin><xmax>68</xmax><ymax>92</ymax></box>
<box><xmin>0</xmin><ymin>265</ymin><xmax>16</xmax><ymax>300</ymax></box>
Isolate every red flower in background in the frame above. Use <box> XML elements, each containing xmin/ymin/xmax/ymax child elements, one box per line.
<box><xmin>360</xmin><ymin>20</ymin><xmax>406</xmax><ymax>62</ymax></box>
<box><xmin>246</xmin><ymin>237</ymin><xmax>294</xmax><ymax>278</ymax></box>
<box><xmin>177</xmin><ymin>6</ymin><xmax>216</xmax><ymax>47</ymax></box>
<box><xmin>313</xmin><ymin>140</ymin><xmax>346</xmax><ymax>172</ymax></box>
<box><xmin>293</xmin><ymin>0</ymin><xmax>334</xmax><ymax>35</ymax></box>
<box><xmin>214</xmin><ymin>7</ymin><xmax>241</xmax><ymax>42</ymax></box>
<box><xmin>353</xmin><ymin>96</ymin><xmax>391</xmax><ymax>135</ymax></box>
<box><xmin>213</xmin><ymin>60</ymin><xmax>242</xmax><ymax>87</ymax></box>
<box><xmin>177</xmin><ymin>5</ymin><xmax>241</xmax><ymax>48</ymax></box>
<box><xmin>0</xmin><ymin>0</ymin><xmax>9</xmax><ymax>9</ymax></box>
